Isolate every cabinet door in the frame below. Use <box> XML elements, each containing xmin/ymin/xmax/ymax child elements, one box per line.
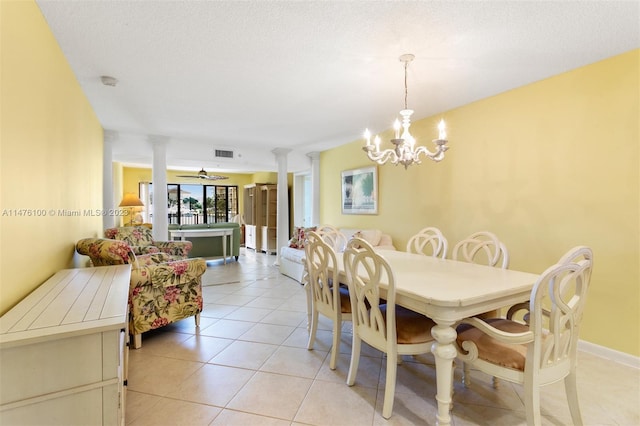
<box><xmin>119</xmin><ymin>330</ymin><xmax>127</xmax><ymax>425</ymax></box>
<box><xmin>261</xmin><ymin>226</ymin><xmax>268</xmax><ymax>252</ymax></box>
<box><xmin>246</xmin><ymin>225</ymin><xmax>257</xmax><ymax>249</ymax></box>
<box><xmin>102</xmin><ymin>329</ymin><xmax>125</xmax><ymax>425</ymax></box>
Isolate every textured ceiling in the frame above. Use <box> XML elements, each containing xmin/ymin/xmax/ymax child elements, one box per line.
<box><xmin>36</xmin><ymin>1</ymin><xmax>639</xmax><ymax>173</ymax></box>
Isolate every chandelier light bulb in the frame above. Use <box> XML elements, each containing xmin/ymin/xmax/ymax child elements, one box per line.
<box><xmin>364</xmin><ymin>129</ymin><xmax>372</xmax><ymax>146</ymax></box>
<box><xmin>438</xmin><ymin>119</ymin><xmax>447</xmax><ymax>140</ymax></box>
<box><xmin>393</xmin><ymin>119</ymin><xmax>401</xmax><ymax>139</ymax></box>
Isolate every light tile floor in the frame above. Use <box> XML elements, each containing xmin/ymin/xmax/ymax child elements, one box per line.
<box><xmin>126</xmin><ymin>249</ymin><xmax>640</xmax><ymax>426</ymax></box>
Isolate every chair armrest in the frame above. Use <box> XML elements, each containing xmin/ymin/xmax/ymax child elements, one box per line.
<box><xmin>456</xmin><ymin>317</ymin><xmax>533</xmax><ymax>369</ymax></box>
<box><xmin>131</xmin><ymin>245</ymin><xmax>161</xmax><ymax>255</ymax></box>
<box><xmin>76</xmin><ymin>238</ymin><xmax>135</xmax><ymax>266</ymax></box>
<box><xmin>131</xmin><ymin>258</ymin><xmax>207</xmax><ymax>289</ymax></box>
<box><xmin>458</xmin><ymin>317</ymin><xmax>534</xmax><ymax>345</ymax></box>
<box><xmin>506</xmin><ymin>302</ymin><xmax>551</xmax><ymax>324</ymax></box>
<box><xmin>506</xmin><ymin>302</ymin><xmax>531</xmax><ymax>323</ymax></box>
<box><xmin>154</xmin><ymin>240</ymin><xmax>193</xmax><ymax>258</ymax></box>
<box><xmin>136</xmin><ymin>252</ymin><xmax>174</xmax><ymax>266</ymax></box>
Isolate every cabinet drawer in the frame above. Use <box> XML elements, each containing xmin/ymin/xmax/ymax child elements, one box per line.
<box><xmin>0</xmin><ymin>333</ymin><xmax>103</xmax><ymax>405</ymax></box>
<box><xmin>0</xmin><ymin>388</ymin><xmax>104</xmax><ymax>426</ymax></box>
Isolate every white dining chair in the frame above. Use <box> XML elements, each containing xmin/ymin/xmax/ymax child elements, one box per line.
<box><xmin>406</xmin><ymin>226</ymin><xmax>448</xmax><ymax>258</ymax></box>
<box><xmin>305</xmin><ymin>231</ymin><xmax>351</xmax><ymax>370</ymax></box>
<box><xmin>343</xmin><ymin>237</ymin><xmax>436</xmax><ymax>419</ymax></box>
<box><xmin>451</xmin><ymin>230</ymin><xmax>509</xmax><ymax>269</ymax></box>
<box><xmin>316</xmin><ymin>224</ymin><xmax>348</xmax><ymax>252</ymax></box>
<box><xmin>451</xmin><ymin>230</ymin><xmax>510</xmax><ymax>385</ymax></box>
<box><xmin>455</xmin><ymin>246</ymin><xmax>593</xmax><ymax>426</ymax></box>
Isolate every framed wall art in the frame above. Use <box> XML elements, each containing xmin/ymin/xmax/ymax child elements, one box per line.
<box><xmin>341</xmin><ymin>166</ymin><xmax>378</xmax><ymax>215</ymax></box>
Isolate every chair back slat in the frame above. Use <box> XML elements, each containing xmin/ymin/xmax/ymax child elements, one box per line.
<box><xmin>530</xmin><ymin>246</ymin><xmax>593</xmax><ymax>370</ymax></box>
<box><xmin>305</xmin><ymin>231</ymin><xmax>341</xmax><ymax>314</ymax></box>
<box><xmin>316</xmin><ymin>224</ymin><xmax>348</xmax><ymax>252</ymax></box>
<box><xmin>452</xmin><ymin>231</ymin><xmax>509</xmax><ymax>269</ymax></box>
<box><xmin>344</xmin><ymin>237</ymin><xmax>395</xmax><ymax>352</ymax></box>
<box><xmin>406</xmin><ymin>227</ymin><xmax>448</xmax><ymax>259</ymax></box>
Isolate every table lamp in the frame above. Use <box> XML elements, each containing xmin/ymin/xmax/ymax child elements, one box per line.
<box><xmin>119</xmin><ymin>193</ymin><xmax>144</xmax><ymax>226</ymax></box>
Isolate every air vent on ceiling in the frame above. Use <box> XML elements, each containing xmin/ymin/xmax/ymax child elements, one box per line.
<box><xmin>214</xmin><ymin>149</ymin><xmax>234</xmax><ymax>159</ymax></box>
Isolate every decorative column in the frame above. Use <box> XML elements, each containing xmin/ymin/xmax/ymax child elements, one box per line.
<box><xmin>307</xmin><ymin>151</ymin><xmax>320</xmax><ymax>225</ymax></box>
<box><xmin>272</xmin><ymin>148</ymin><xmax>291</xmax><ymax>266</ymax></box>
<box><xmin>150</xmin><ymin>136</ymin><xmax>169</xmax><ymax>241</ymax></box>
<box><xmin>102</xmin><ymin>130</ymin><xmax>117</xmax><ymax>229</ymax></box>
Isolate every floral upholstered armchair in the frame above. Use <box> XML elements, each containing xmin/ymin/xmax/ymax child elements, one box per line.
<box><xmin>76</xmin><ymin>238</ymin><xmax>206</xmax><ymax>349</ymax></box>
<box><xmin>104</xmin><ymin>226</ymin><xmax>192</xmax><ymax>258</ymax></box>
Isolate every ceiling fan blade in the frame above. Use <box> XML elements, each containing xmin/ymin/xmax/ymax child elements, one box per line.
<box><xmin>176</xmin><ymin>170</ymin><xmax>228</xmax><ymax>180</ymax></box>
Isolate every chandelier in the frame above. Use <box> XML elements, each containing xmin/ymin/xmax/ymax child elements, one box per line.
<box><xmin>363</xmin><ymin>54</ymin><xmax>449</xmax><ymax>169</ymax></box>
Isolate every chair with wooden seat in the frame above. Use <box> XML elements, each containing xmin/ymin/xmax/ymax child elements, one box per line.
<box><xmin>451</xmin><ymin>230</ymin><xmax>509</xmax><ymax>268</ymax></box>
<box><xmin>316</xmin><ymin>224</ymin><xmax>348</xmax><ymax>253</ymax></box>
<box><xmin>455</xmin><ymin>246</ymin><xmax>593</xmax><ymax>426</ymax></box>
<box><xmin>451</xmin><ymin>230</ymin><xmax>510</xmax><ymax>385</ymax></box>
<box><xmin>305</xmin><ymin>231</ymin><xmax>351</xmax><ymax>370</ymax></box>
<box><xmin>406</xmin><ymin>226</ymin><xmax>448</xmax><ymax>258</ymax></box>
<box><xmin>343</xmin><ymin>237</ymin><xmax>436</xmax><ymax>419</ymax></box>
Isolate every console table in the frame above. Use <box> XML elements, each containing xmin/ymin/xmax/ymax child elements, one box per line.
<box><xmin>170</xmin><ymin>227</ymin><xmax>235</xmax><ymax>264</ymax></box>
<box><xmin>0</xmin><ymin>265</ymin><xmax>131</xmax><ymax>426</ymax></box>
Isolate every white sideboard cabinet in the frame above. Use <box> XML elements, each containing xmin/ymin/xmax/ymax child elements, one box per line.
<box><xmin>0</xmin><ymin>265</ymin><xmax>131</xmax><ymax>426</ymax></box>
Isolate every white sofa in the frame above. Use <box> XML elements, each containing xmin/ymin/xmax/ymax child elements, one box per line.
<box><xmin>279</xmin><ymin>227</ymin><xmax>396</xmax><ymax>283</ymax></box>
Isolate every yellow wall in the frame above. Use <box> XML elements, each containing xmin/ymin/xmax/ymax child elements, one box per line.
<box><xmin>321</xmin><ymin>49</ymin><xmax>640</xmax><ymax>356</ymax></box>
<box><xmin>251</xmin><ymin>172</ymin><xmax>278</xmax><ymax>185</ymax></box>
<box><xmin>3</xmin><ymin>0</ymin><xmax>636</xmax><ymax>357</ymax></box>
<box><xmin>121</xmin><ymin>168</ymin><xmax>290</xmax><ymax>223</ymax></box>
<box><xmin>0</xmin><ymin>1</ymin><xmax>104</xmax><ymax>314</ymax></box>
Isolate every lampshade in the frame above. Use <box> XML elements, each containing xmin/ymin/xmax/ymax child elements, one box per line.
<box><xmin>119</xmin><ymin>193</ymin><xmax>144</xmax><ymax>208</ymax></box>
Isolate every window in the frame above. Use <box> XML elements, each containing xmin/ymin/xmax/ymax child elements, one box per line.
<box><xmin>139</xmin><ymin>182</ymin><xmax>238</xmax><ymax>225</ymax></box>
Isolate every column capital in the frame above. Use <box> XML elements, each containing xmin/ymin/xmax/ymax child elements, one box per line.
<box><xmin>103</xmin><ymin>129</ymin><xmax>119</xmax><ymax>144</ymax></box>
<box><xmin>148</xmin><ymin>134</ymin><xmax>169</xmax><ymax>145</ymax></box>
<box><xmin>306</xmin><ymin>151</ymin><xmax>320</xmax><ymax>161</ymax></box>
<box><xmin>271</xmin><ymin>147</ymin><xmax>292</xmax><ymax>158</ymax></box>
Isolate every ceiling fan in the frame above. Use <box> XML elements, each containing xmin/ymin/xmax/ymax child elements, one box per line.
<box><xmin>176</xmin><ymin>168</ymin><xmax>229</xmax><ymax>181</ymax></box>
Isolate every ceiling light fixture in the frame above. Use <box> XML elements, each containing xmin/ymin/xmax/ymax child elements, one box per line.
<box><xmin>363</xmin><ymin>54</ymin><xmax>449</xmax><ymax>169</ymax></box>
<box><xmin>176</xmin><ymin>168</ymin><xmax>229</xmax><ymax>181</ymax></box>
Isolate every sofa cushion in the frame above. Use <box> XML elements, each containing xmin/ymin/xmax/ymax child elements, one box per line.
<box><xmin>340</xmin><ymin>228</ymin><xmax>383</xmax><ymax>247</ymax></box>
<box><xmin>105</xmin><ymin>226</ymin><xmax>154</xmax><ymax>247</ymax></box>
<box><xmin>289</xmin><ymin>226</ymin><xmax>317</xmax><ymax>249</ymax></box>
<box><xmin>281</xmin><ymin>246</ymin><xmax>306</xmax><ymax>262</ymax></box>
<box><xmin>355</xmin><ymin>229</ymin><xmax>383</xmax><ymax>246</ymax></box>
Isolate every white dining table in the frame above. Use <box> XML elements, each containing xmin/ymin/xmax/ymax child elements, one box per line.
<box><xmin>328</xmin><ymin>249</ymin><xmax>540</xmax><ymax>426</ymax></box>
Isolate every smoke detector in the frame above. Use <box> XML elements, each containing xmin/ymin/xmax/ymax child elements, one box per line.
<box><xmin>100</xmin><ymin>76</ymin><xmax>118</xmax><ymax>87</ymax></box>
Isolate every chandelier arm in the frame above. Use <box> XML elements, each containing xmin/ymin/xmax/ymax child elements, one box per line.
<box><xmin>413</xmin><ymin>144</ymin><xmax>448</xmax><ymax>163</ymax></box>
<box><xmin>364</xmin><ymin>147</ymin><xmax>399</xmax><ymax>165</ymax></box>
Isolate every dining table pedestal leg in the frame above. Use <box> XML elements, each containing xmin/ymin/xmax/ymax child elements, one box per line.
<box><xmin>431</xmin><ymin>320</ymin><xmax>458</xmax><ymax>426</ymax></box>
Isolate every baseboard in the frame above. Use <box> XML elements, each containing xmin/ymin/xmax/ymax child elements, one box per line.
<box><xmin>578</xmin><ymin>339</ymin><xmax>640</xmax><ymax>369</ymax></box>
